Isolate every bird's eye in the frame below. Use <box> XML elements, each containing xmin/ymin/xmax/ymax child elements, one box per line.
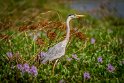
<box><xmin>68</xmin><ymin>14</ymin><xmax>74</xmax><ymax>16</ymax></box>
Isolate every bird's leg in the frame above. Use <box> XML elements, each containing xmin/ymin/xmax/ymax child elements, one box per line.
<box><xmin>52</xmin><ymin>59</ymin><xmax>59</xmax><ymax>75</ymax></box>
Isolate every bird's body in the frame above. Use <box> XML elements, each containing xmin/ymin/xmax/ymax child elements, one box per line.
<box><xmin>42</xmin><ymin>39</ymin><xmax>68</xmax><ymax>63</ymax></box>
<box><xmin>41</xmin><ymin>14</ymin><xmax>85</xmax><ymax>64</ymax></box>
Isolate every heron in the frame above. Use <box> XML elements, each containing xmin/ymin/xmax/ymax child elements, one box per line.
<box><xmin>40</xmin><ymin>14</ymin><xmax>85</xmax><ymax>73</ymax></box>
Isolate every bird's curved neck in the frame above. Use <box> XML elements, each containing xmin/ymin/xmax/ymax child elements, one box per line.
<box><xmin>65</xmin><ymin>17</ymin><xmax>71</xmax><ymax>41</ymax></box>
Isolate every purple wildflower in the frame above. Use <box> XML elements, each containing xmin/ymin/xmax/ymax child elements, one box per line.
<box><xmin>97</xmin><ymin>56</ymin><xmax>103</xmax><ymax>63</ymax></box>
<box><xmin>30</xmin><ymin>65</ymin><xmax>38</xmax><ymax>76</ymax></box>
<box><xmin>72</xmin><ymin>54</ymin><xmax>79</xmax><ymax>60</ymax></box>
<box><xmin>23</xmin><ymin>63</ymin><xmax>30</xmax><ymax>73</ymax></box>
<box><xmin>84</xmin><ymin>72</ymin><xmax>90</xmax><ymax>79</ymax></box>
<box><xmin>107</xmin><ymin>64</ymin><xmax>115</xmax><ymax>72</ymax></box>
<box><xmin>67</xmin><ymin>58</ymin><xmax>72</xmax><ymax>62</ymax></box>
<box><xmin>29</xmin><ymin>32</ymin><xmax>41</xmax><ymax>41</ymax></box>
<box><xmin>59</xmin><ymin>79</ymin><xmax>65</xmax><ymax>83</ymax></box>
<box><xmin>6</xmin><ymin>52</ymin><xmax>13</xmax><ymax>58</ymax></box>
<box><xmin>91</xmin><ymin>38</ymin><xmax>96</xmax><ymax>44</ymax></box>
<box><xmin>39</xmin><ymin>52</ymin><xmax>47</xmax><ymax>57</ymax></box>
<box><xmin>17</xmin><ymin>64</ymin><xmax>23</xmax><ymax>71</ymax></box>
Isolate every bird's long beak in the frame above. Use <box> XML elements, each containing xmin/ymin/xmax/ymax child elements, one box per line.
<box><xmin>75</xmin><ymin>14</ymin><xmax>85</xmax><ymax>18</ymax></box>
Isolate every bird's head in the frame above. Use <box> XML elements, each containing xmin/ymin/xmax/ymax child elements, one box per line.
<box><xmin>68</xmin><ymin>14</ymin><xmax>85</xmax><ymax>19</ymax></box>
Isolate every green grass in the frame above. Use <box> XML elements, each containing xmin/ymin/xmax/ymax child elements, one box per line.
<box><xmin>0</xmin><ymin>0</ymin><xmax>124</xmax><ymax>83</ymax></box>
